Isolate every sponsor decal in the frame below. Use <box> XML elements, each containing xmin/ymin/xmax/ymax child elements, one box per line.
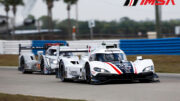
<box><xmin>120</xmin><ymin>64</ymin><xmax>132</xmax><ymax>73</ymax></box>
<box><xmin>37</xmin><ymin>64</ymin><xmax>41</xmax><ymax>70</ymax></box>
<box><xmin>70</xmin><ymin>71</ymin><xmax>78</xmax><ymax>76</ymax></box>
<box><xmin>105</xmin><ymin>62</ymin><xmax>122</xmax><ymax>75</ymax></box>
<box><xmin>132</xmin><ymin>64</ymin><xmax>138</xmax><ymax>74</ymax></box>
<box><xmin>124</xmin><ymin>0</ymin><xmax>175</xmax><ymax>6</ymax></box>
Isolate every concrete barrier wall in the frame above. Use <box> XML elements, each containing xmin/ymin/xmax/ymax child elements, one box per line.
<box><xmin>0</xmin><ymin>40</ymin><xmax>3</xmax><ymax>54</ymax></box>
<box><xmin>0</xmin><ymin>40</ymin><xmax>32</xmax><ymax>54</ymax></box>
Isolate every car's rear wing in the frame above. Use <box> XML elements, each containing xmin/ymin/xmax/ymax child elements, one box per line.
<box><xmin>19</xmin><ymin>43</ymin><xmax>67</xmax><ymax>55</ymax></box>
<box><xmin>55</xmin><ymin>47</ymin><xmax>89</xmax><ymax>58</ymax></box>
<box><xmin>19</xmin><ymin>44</ymin><xmax>44</xmax><ymax>55</ymax></box>
<box><xmin>44</xmin><ymin>43</ymin><xmax>68</xmax><ymax>49</ymax></box>
<box><xmin>59</xmin><ymin>49</ymin><xmax>89</xmax><ymax>53</ymax></box>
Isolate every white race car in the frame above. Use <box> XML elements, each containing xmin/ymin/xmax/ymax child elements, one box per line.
<box><xmin>56</xmin><ymin>43</ymin><xmax>159</xmax><ymax>84</ymax></box>
<box><xmin>18</xmin><ymin>43</ymin><xmax>79</xmax><ymax>74</ymax></box>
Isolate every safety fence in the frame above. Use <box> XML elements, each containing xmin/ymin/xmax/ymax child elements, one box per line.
<box><xmin>120</xmin><ymin>38</ymin><xmax>180</xmax><ymax>55</ymax></box>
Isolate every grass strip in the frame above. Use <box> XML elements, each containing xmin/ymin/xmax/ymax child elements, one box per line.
<box><xmin>0</xmin><ymin>93</ymin><xmax>85</xmax><ymax>101</ymax></box>
<box><xmin>0</xmin><ymin>55</ymin><xmax>180</xmax><ymax>73</ymax></box>
<box><xmin>128</xmin><ymin>55</ymin><xmax>180</xmax><ymax>73</ymax></box>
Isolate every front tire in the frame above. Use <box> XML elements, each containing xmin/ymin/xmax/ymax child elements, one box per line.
<box><xmin>40</xmin><ymin>59</ymin><xmax>46</xmax><ymax>74</ymax></box>
<box><xmin>85</xmin><ymin>63</ymin><xmax>92</xmax><ymax>84</ymax></box>
<box><xmin>59</xmin><ymin>61</ymin><xmax>67</xmax><ymax>82</ymax></box>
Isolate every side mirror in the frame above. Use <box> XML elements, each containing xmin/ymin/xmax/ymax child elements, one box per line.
<box><xmin>89</xmin><ymin>57</ymin><xmax>93</xmax><ymax>61</ymax></box>
<box><xmin>136</xmin><ymin>56</ymin><xmax>143</xmax><ymax>60</ymax></box>
<box><xmin>120</xmin><ymin>60</ymin><xmax>123</xmax><ymax>63</ymax></box>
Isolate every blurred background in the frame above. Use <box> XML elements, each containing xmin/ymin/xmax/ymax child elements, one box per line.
<box><xmin>0</xmin><ymin>0</ymin><xmax>179</xmax><ymax>40</ymax></box>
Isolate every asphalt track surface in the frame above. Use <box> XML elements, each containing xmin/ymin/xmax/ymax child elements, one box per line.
<box><xmin>0</xmin><ymin>67</ymin><xmax>180</xmax><ymax>101</ymax></box>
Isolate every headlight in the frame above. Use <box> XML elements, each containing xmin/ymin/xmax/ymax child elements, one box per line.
<box><xmin>50</xmin><ymin>59</ymin><xmax>58</xmax><ymax>64</ymax></box>
<box><xmin>143</xmin><ymin>66</ymin><xmax>154</xmax><ymax>72</ymax></box>
<box><xmin>94</xmin><ymin>67</ymin><xmax>110</xmax><ymax>73</ymax></box>
<box><xmin>53</xmin><ymin>60</ymin><xmax>58</xmax><ymax>64</ymax></box>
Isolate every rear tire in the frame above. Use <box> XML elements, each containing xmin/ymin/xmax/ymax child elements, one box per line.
<box><xmin>21</xmin><ymin>57</ymin><xmax>32</xmax><ymax>74</ymax></box>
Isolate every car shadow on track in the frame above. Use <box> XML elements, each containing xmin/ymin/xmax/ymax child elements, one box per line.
<box><xmin>18</xmin><ymin>72</ymin><xmax>56</xmax><ymax>75</ymax></box>
<box><xmin>17</xmin><ymin>71</ymin><xmax>160</xmax><ymax>85</ymax></box>
<box><xmin>55</xmin><ymin>79</ymin><xmax>160</xmax><ymax>85</ymax></box>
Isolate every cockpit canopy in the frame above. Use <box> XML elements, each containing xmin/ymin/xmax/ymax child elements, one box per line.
<box><xmin>46</xmin><ymin>49</ymin><xmax>73</xmax><ymax>57</ymax></box>
<box><xmin>89</xmin><ymin>53</ymin><xmax>125</xmax><ymax>62</ymax></box>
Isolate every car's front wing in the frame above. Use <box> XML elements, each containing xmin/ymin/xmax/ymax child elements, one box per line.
<box><xmin>92</xmin><ymin>72</ymin><xmax>158</xmax><ymax>81</ymax></box>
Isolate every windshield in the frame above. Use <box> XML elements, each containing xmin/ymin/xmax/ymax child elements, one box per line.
<box><xmin>95</xmin><ymin>53</ymin><xmax>124</xmax><ymax>62</ymax></box>
<box><xmin>59</xmin><ymin>52</ymin><xmax>73</xmax><ymax>56</ymax></box>
<box><xmin>50</xmin><ymin>50</ymin><xmax>73</xmax><ymax>56</ymax></box>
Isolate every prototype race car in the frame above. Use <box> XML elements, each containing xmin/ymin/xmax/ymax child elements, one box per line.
<box><xmin>18</xmin><ymin>43</ymin><xmax>78</xmax><ymax>74</ymax></box>
<box><xmin>56</xmin><ymin>43</ymin><xmax>159</xmax><ymax>84</ymax></box>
